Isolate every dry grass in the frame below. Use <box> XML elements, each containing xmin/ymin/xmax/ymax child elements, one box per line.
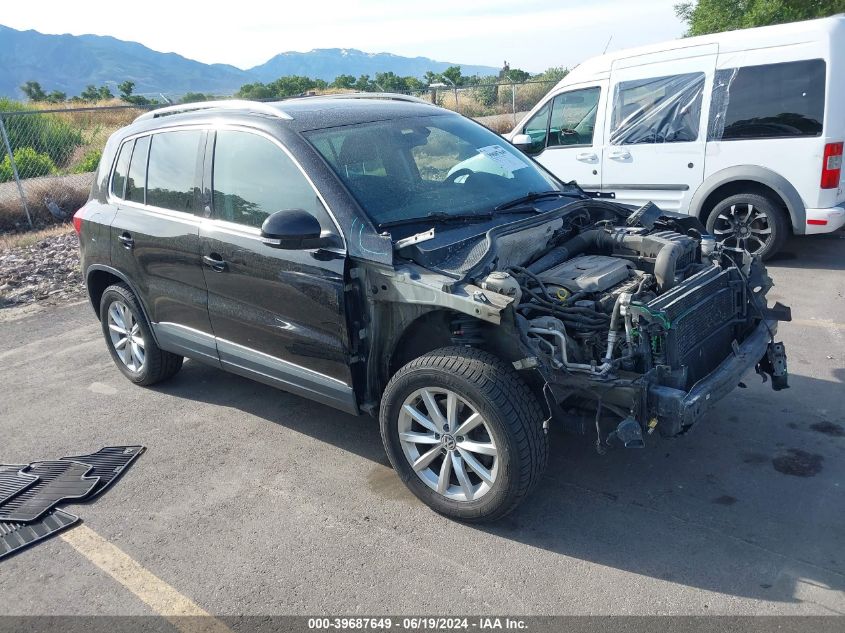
<box><xmin>0</xmin><ymin>179</ymin><xmax>91</xmax><ymax>233</ymax></box>
<box><xmin>0</xmin><ymin>222</ymin><xmax>72</xmax><ymax>251</ymax></box>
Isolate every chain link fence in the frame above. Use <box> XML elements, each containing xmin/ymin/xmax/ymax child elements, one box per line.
<box><xmin>0</xmin><ymin>79</ymin><xmax>557</xmax><ymax>233</ymax></box>
<box><xmin>0</xmin><ymin>104</ymin><xmax>150</xmax><ymax>231</ymax></box>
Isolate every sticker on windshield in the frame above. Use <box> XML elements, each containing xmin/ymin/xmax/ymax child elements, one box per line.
<box><xmin>476</xmin><ymin>145</ymin><xmax>527</xmax><ymax>174</ymax></box>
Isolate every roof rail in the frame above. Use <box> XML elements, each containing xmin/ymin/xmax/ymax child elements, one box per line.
<box><xmin>134</xmin><ymin>100</ymin><xmax>292</xmax><ymax>123</ymax></box>
<box><xmin>290</xmin><ymin>92</ymin><xmax>431</xmax><ymax>105</ymax></box>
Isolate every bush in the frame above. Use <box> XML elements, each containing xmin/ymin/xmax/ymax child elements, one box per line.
<box><xmin>0</xmin><ymin>98</ymin><xmax>83</xmax><ymax>167</ymax></box>
<box><xmin>0</xmin><ymin>147</ymin><xmax>56</xmax><ymax>182</ymax></box>
<box><xmin>72</xmin><ymin>148</ymin><xmax>102</xmax><ymax>174</ymax></box>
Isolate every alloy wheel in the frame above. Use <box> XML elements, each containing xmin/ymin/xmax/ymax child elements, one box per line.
<box><xmin>106</xmin><ymin>300</ymin><xmax>145</xmax><ymax>372</ymax></box>
<box><xmin>398</xmin><ymin>388</ymin><xmax>499</xmax><ymax>502</ymax></box>
<box><xmin>711</xmin><ymin>203</ymin><xmax>772</xmax><ymax>255</ymax></box>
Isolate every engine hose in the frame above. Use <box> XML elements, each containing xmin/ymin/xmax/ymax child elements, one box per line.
<box><xmin>526</xmin><ymin>229</ymin><xmax>614</xmax><ymax>273</ymax></box>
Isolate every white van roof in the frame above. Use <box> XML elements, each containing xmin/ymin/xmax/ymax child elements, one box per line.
<box><xmin>555</xmin><ymin>14</ymin><xmax>845</xmax><ymax>88</ymax></box>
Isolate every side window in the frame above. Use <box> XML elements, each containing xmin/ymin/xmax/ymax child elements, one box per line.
<box><xmin>548</xmin><ymin>87</ymin><xmax>601</xmax><ymax>148</ymax></box>
<box><xmin>610</xmin><ymin>72</ymin><xmax>705</xmax><ymax>145</ymax></box>
<box><xmin>110</xmin><ymin>140</ymin><xmax>133</xmax><ymax>199</ymax></box>
<box><xmin>146</xmin><ymin>131</ymin><xmax>204</xmax><ymax>213</ymax></box>
<box><xmin>522</xmin><ymin>101</ymin><xmax>551</xmax><ymax>154</ymax></box>
<box><xmin>709</xmin><ymin>59</ymin><xmax>825</xmax><ymax>140</ymax></box>
<box><xmin>125</xmin><ymin>135</ymin><xmax>150</xmax><ymax>205</ymax></box>
<box><xmin>212</xmin><ymin>130</ymin><xmax>327</xmax><ymax>229</ymax></box>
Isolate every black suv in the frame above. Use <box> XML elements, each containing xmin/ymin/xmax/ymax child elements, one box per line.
<box><xmin>75</xmin><ymin>96</ymin><xmax>791</xmax><ymax>521</ymax></box>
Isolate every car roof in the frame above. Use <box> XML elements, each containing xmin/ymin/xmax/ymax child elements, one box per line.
<box><xmin>128</xmin><ymin>95</ymin><xmax>454</xmax><ymax>135</ymax></box>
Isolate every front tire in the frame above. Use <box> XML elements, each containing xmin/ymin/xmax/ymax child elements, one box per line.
<box><xmin>99</xmin><ymin>284</ymin><xmax>183</xmax><ymax>386</ymax></box>
<box><xmin>380</xmin><ymin>347</ymin><xmax>548</xmax><ymax>522</ymax></box>
<box><xmin>705</xmin><ymin>193</ymin><xmax>788</xmax><ymax>260</ymax></box>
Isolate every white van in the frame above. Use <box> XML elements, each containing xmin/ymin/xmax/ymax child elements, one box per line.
<box><xmin>505</xmin><ymin>15</ymin><xmax>845</xmax><ymax>258</ymax></box>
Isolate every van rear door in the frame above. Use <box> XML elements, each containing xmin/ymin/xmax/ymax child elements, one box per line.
<box><xmin>601</xmin><ymin>44</ymin><xmax>717</xmax><ymax>213</ymax></box>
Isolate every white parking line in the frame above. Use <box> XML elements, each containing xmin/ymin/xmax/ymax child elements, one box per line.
<box><xmin>61</xmin><ymin>524</ymin><xmax>233</xmax><ymax>633</ymax></box>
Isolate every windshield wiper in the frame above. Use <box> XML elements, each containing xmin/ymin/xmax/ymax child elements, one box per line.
<box><xmin>493</xmin><ymin>190</ymin><xmax>568</xmax><ymax>212</ymax></box>
<box><xmin>379</xmin><ymin>211</ymin><xmax>494</xmax><ymax>229</ymax></box>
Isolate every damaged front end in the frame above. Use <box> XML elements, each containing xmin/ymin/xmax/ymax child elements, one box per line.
<box><xmin>359</xmin><ymin>199</ymin><xmax>790</xmax><ymax>450</ymax></box>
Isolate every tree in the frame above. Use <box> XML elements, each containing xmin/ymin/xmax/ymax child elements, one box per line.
<box><xmin>442</xmin><ymin>66</ymin><xmax>463</xmax><ymax>87</ymax></box>
<box><xmin>181</xmin><ymin>92</ymin><xmax>211</xmax><ymax>104</ymax></box>
<box><xmin>504</xmin><ymin>68</ymin><xmax>530</xmax><ymax>83</ymax></box>
<box><xmin>20</xmin><ymin>81</ymin><xmax>47</xmax><ymax>102</ymax></box>
<box><xmin>331</xmin><ymin>74</ymin><xmax>356</xmax><ymax>89</ymax></box>
<box><xmin>97</xmin><ymin>85</ymin><xmax>114</xmax><ymax>100</ymax></box>
<box><xmin>118</xmin><ymin>81</ymin><xmax>135</xmax><ymax>99</ymax></box>
<box><xmin>675</xmin><ymin>0</ymin><xmax>845</xmax><ymax>36</ymax></box>
<box><xmin>46</xmin><ymin>90</ymin><xmax>67</xmax><ymax>104</ymax></box>
<box><xmin>424</xmin><ymin>70</ymin><xmax>441</xmax><ymax>85</ymax></box>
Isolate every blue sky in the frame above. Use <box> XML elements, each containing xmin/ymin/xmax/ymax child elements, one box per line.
<box><xmin>6</xmin><ymin>0</ymin><xmax>687</xmax><ymax>72</ymax></box>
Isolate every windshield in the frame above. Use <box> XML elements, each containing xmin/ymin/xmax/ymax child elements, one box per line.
<box><xmin>304</xmin><ymin>114</ymin><xmax>562</xmax><ymax>227</ymax></box>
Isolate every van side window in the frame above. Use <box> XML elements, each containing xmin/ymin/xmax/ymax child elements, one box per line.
<box><xmin>610</xmin><ymin>73</ymin><xmax>704</xmax><ymax>145</ymax></box>
<box><xmin>146</xmin><ymin>131</ymin><xmax>204</xmax><ymax>213</ymax></box>
<box><xmin>125</xmin><ymin>135</ymin><xmax>150</xmax><ymax>205</ymax></box>
<box><xmin>212</xmin><ymin>130</ymin><xmax>329</xmax><ymax>229</ymax></box>
<box><xmin>110</xmin><ymin>140</ymin><xmax>133</xmax><ymax>199</ymax></box>
<box><xmin>548</xmin><ymin>87</ymin><xmax>601</xmax><ymax>148</ymax></box>
<box><xmin>709</xmin><ymin>60</ymin><xmax>825</xmax><ymax>141</ymax></box>
<box><xmin>521</xmin><ymin>101</ymin><xmax>551</xmax><ymax>154</ymax></box>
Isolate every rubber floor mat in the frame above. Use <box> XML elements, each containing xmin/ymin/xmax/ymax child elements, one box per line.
<box><xmin>0</xmin><ymin>465</ymin><xmax>38</xmax><ymax>505</ymax></box>
<box><xmin>0</xmin><ymin>509</ymin><xmax>79</xmax><ymax>560</ymax></box>
<box><xmin>0</xmin><ymin>461</ymin><xmax>98</xmax><ymax>523</ymax></box>
<box><xmin>60</xmin><ymin>446</ymin><xmax>145</xmax><ymax>498</ymax></box>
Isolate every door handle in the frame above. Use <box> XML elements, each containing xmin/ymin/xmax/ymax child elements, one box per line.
<box><xmin>118</xmin><ymin>233</ymin><xmax>134</xmax><ymax>249</ymax></box>
<box><xmin>576</xmin><ymin>152</ymin><xmax>598</xmax><ymax>163</ymax></box>
<box><xmin>608</xmin><ymin>149</ymin><xmax>632</xmax><ymax>161</ymax></box>
<box><xmin>203</xmin><ymin>254</ymin><xmax>228</xmax><ymax>272</ymax></box>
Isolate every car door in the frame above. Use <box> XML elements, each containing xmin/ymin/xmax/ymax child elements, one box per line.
<box><xmin>108</xmin><ymin>129</ymin><xmax>218</xmax><ymax>364</ymax></box>
<box><xmin>519</xmin><ymin>83</ymin><xmax>606</xmax><ymax>191</ymax></box>
<box><xmin>600</xmin><ymin>47</ymin><xmax>717</xmax><ymax>213</ymax></box>
<box><xmin>198</xmin><ymin>127</ymin><xmax>356</xmax><ymax>413</ymax></box>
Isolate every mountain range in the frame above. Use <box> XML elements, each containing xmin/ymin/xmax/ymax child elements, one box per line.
<box><xmin>0</xmin><ymin>24</ymin><xmax>500</xmax><ymax>99</ymax></box>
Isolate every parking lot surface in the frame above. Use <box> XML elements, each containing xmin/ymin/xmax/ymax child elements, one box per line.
<box><xmin>0</xmin><ymin>233</ymin><xmax>843</xmax><ymax>616</ymax></box>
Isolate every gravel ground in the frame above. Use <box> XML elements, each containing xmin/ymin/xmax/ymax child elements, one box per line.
<box><xmin>0</xmin><ymin>230</ymin><xmax>85</xmax><ymax>308</ymax></box>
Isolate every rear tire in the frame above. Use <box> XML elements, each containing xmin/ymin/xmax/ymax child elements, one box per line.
<box><xmin>379</xmin><ymin>346</ymin><xmax>548</xmax><ymax>522</ymax></box>
<box><xmin>99</xmin><ymin>283</ymin><xmax>183</xmax><ymax>386</ymax></box>
<box><xmin>705</xmin><ymin>193</ymin><xmax>789</xmax><ymax>260</ymax></box>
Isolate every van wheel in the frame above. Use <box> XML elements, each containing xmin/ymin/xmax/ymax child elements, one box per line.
<box><xmin>379</xmin><ymin>347</ymin><xmax>548</xmax><ymax>522</ymax></box>
<box><xmin>705</xmin><ymin>193</ymin><xmax>788</xmax><ymax>260</ymax></box>
<box><xmin>99</xmin><ymin>283</ymin><xmax>183</xmax><ymax>386</ymax></box>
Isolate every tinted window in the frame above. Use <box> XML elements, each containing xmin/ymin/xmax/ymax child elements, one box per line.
<box><xmin>709</xmin><ymin>60</ymin><xmax>825</xmax><ymax>140</ymax></box>
<box><xmin>212</xmin><ymin>130</ymin><xmax>324</xmax><ymax>228</ymax></box>
<box><xmin>146</xmin><ymin>131</ymin><xmax>203</xmax><ymax>212</ymax></box>
<box><xmin>611</xmin><ymin>72</ymin><xmax>704</xmax><ymax>145</ymax></box>
<box><xmin>126</xmin><ymin>135</ymin><xmax>149</xmax><ymax>205</ymax></box>
<box><xmin>522</xmin><ymin>101</ymin><xmax>551</xmax><ymax>154</ymax></box>
<box><xmin>548</xmin><ymin>87</ymin><xmax>600</xmax><ymax>147</ymax></box>
<box><xmin>110</xmin><ymin>140</ymin><xmax>133</xmax><ymax>199</ymax></box>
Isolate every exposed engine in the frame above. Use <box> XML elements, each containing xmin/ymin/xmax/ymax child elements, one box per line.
<box><xmin>477</xmin><ymin>215</ymin><xmax>755</xmax><ymax>393</ymax></box>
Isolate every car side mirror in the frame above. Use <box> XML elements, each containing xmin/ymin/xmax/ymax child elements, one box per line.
<box><xmin>510</xmin><ymin>133</ymin><xmax>534</xmax><ymax>151</ymax></box>
<box><xmin>261</xmin><ymin>209</ymin><xmax>326</xmax><ymax>249</ymax></box>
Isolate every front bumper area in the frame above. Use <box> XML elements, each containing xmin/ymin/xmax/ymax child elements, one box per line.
<box><xmin>648</xmin><ymin>320</ymin><xmax>782</xmax><ymax>436</ymax></box>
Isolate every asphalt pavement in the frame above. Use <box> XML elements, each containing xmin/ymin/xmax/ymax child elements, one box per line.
<box><xmin>0</xmin><ymin>232</ymin><xmax>843</xmax><ymax>616</ymax></box>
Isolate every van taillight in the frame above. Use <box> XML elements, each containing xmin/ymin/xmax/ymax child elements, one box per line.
<box><xmin>821</xmin><ymin>142</ymin><xmax>843</xmax><ymax>189</ymax></box>
<box><xmin>72</xmin><ymin>207</ymin><xmax>84</xmax><ymax>235</ymax></box>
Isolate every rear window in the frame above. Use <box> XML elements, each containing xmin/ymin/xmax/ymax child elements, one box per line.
<box><xmin>146</xmin><ymin>130</ymin><xmax>204</xmax><ymax>213</ymax></box>
<box><xmin>709</xmin><ymin>59</ymin><xmax>826</xmax><ymax>140</ymax></box>
<box><xmin>110</xmin><ymin>140</ymin><xmax>133</xmax><ymax>199</ymax></box>
<box><xmin>125</xmin><ymin>136</ymin><xmax>149</xmax><ymax>205</ymax></box>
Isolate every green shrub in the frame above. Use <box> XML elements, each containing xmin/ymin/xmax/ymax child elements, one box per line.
<box><xmin>0</xmin><ymin>147</ymin><xmax>56</xmax><ymax>182</ymax></box>
<box><xmin>0</xmin><ymin>98</ymin><xmax>83</xmax><ymax>167</ymax></box>
<box><xmin>73</xmin><ymin>148</ymin><xmax>102</xmax><ymax>173</ymax></box>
